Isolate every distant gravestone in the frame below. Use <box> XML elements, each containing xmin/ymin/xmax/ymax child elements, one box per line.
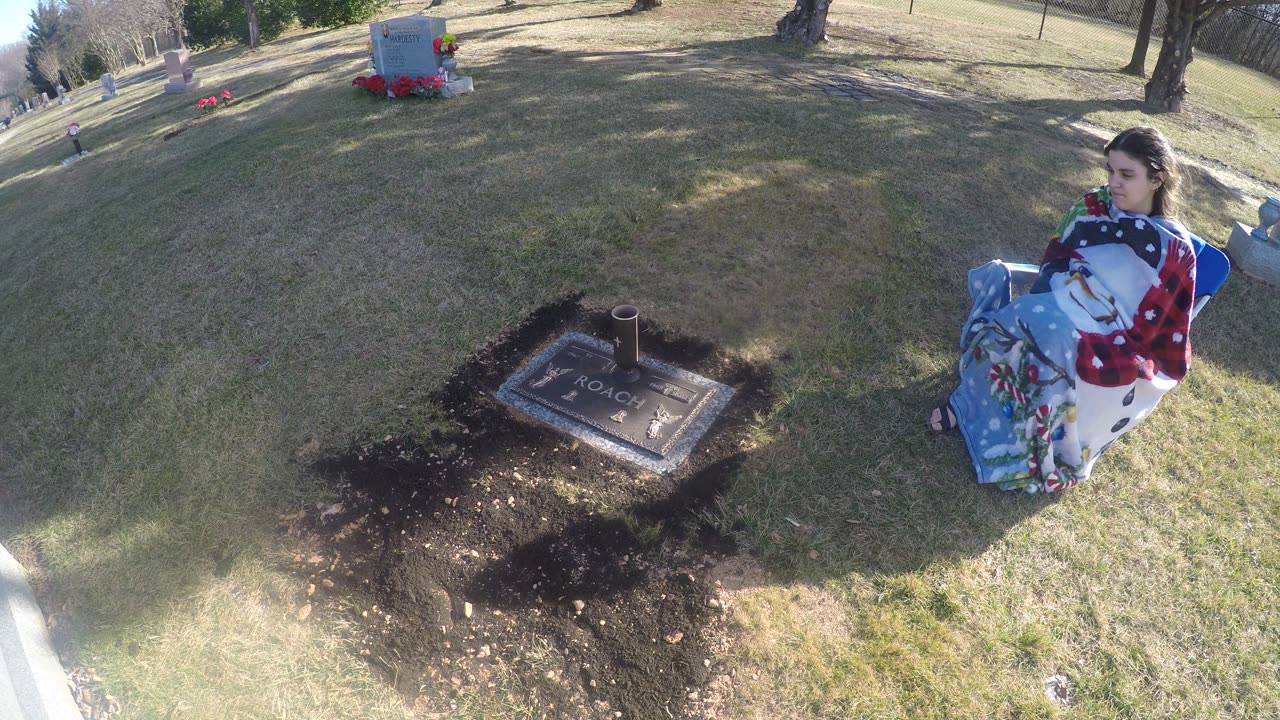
<box><xmin>163</xmin><ymin>50</ymin><xmax>201</xmax><ymax>94</ymax></box>
<box><xmin>370</xmin><ymin>16</ymin><xmax>446</xmax><ymax>81</ymax></box>
<box><xmin>39</xmin><ymin>92</ymin><xmax>49</xmax><ymax>106</ymax></box>
<box><xmin>56</xmin><ymin>85</ymin><xmax>67</xmax><ymax>105</ymax></box>
<box><xmin>101</xmin><ymin>73</ymin><xmax>118</xmax><ymax>100</ymax></box>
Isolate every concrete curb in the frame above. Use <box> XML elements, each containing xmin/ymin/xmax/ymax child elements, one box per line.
<box><xmin>0</xmin><ymin>544</ymin><xmax>83</xmax><ymax>720</ymax></box>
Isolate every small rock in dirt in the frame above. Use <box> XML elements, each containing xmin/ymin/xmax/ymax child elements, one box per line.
<box><xmin>703</xmin><ymin>659</ymin><xmax>711</xmax><ymax>667</ymax></box>
<box><xmin>513</xmin><ymin>471</ymin><xmax>524</xmax><ymax>481</ymax></box>
<box><xmin>320</xmin><ymin>578</ymin><xmax>334</xmax><ymax>589</ymax></box>
<box><xmin>707</xmin><ymin>598</ymin><xmax>721</xmax><ymax>609</ymax></box>
<box><xmin>380</xmin><ymin>506</ymin><xmax>390</xmax><ymax>515</ymax></box>
<box><xmin>306</xmin><ymin>554</ymin><xmax>324</xmax><ymax>565</ymax></box>
<box><xmin>477</xmin><ymin>645</ymin><xmax>491</xmax><ymax>658</ymax></box>
<box><xmin>664</xmin><ymin>631</ymin><xmax>684</xmax><ymax>644</ymax></box>
<box><xmin>572</xmin><ymin>599</ymin><xmax>586</xmax><ymax>612</ymax></box>
<box><xmin>297</xmin><ymin>604</ymin><xmax>312</xmax><ymax>622</ymax></box>
<box><xmin>1044</xmin><ymin>675</ymin><xmax>1073</xmax><ymax>705</ymax></box>
<box><xmin>464</xmin><ymin>602</ymin><xmax>473</xmax><ymax>619</ymax></box>
<box><xmin>808</xmin><ymin>549</ymin><xmax>819</xmax><ymax>560</ymax></box>
<box><xmin>306</xmin><ymin>583</ymin><xmax>316</xmax><ymax>596</ymax></box>
<box><xmin>687</xmin><ymin>691</ymin><xmax>699</xmax><ymax>700</ymax></box>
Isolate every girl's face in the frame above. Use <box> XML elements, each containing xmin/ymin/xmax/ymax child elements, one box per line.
<box><xmin>1106</xmin><ymin>150</ymin><xmax>1163</xmax><ymax>215</ymax></box>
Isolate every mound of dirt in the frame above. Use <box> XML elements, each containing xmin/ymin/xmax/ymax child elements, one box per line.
<box><xmin>281</xmin><ymin>296</ymin><xmax>773</xmax><ymax>719</ymax></box>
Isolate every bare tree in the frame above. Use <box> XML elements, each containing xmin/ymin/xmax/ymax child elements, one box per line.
<box><xmin>1121</xmin><ymin>0</ymin><xmax>1159</xmax><ymax>76</ymax></box>
<box><xmin>776</xmin><ymin>0</ymin><xmax>832</xmax><ymax>45</ymax></box>
<box><xmin>155</xmin><ymin>0</ymin><xmax>186</xmax><ymax>48</ymax></box>
<box><xmin>33</xmin><ymin>44</ymin><xmax>65</xmax><ymax>88</ymax></box>
<box><xmin>1145</xmin><ymin>0</ymin><xmax>1278</xmax><ymax>111</ymax></box>
<box><xmin>66</xmin><ymin>0</ymin><xmax>128</xmax><ymax>70</ymax></box>
<box><xmin>0</xmin><ymin>41</ymin><xmax>35</xmax><ymax>99</ymax></box>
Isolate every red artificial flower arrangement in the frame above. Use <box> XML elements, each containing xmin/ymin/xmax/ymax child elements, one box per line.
<box><xmin>432</xmin><ymin>33</ymin><xmax>459</xmax><ymax>57</ymax></box>
<box><xmin>352</xmin><ymin>73</ymin><xmax>446</xmax><ymax>99</ymax></box>
<box><xmin>410</xmin><ymin>73</ymin><xmax>446</xmax><ymax>98</ymax></box>
<box><xmin>390</xmin><ymin>75</ymin><xmax>416</xmax><ymax>98</ymax></box>
<box><xmin>353</xmin><ymin>74</ymin><xmax>388</xmax><ymax>96</ymax></box>
<box><xmin>196</xmin><ymin>89</ymin><xmax>234</xmax><ymax>112</ymax></box>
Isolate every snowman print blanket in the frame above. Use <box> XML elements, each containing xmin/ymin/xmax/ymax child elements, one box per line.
<box><xmin>949</xmin><ymin>186</ymin><xmax>1197</xmax><ymax>493</ymax></box>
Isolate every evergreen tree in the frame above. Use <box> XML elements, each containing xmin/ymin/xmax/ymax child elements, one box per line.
<box><xmin>24</xmin><ymin>0</ymin><xmax>62</xmax><ymax>98</ymax></box>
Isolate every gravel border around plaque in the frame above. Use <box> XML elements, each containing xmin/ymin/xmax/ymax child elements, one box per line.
<box><xmin>497</xmin><ymin>332</ymin><xmax>736</xmax><ymax>473</ymax></box>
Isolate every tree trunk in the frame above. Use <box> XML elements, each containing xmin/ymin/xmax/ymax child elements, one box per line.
<box><xmin>245</xmin><ymin>0</ymin><xmax>261</xmax><ymax>49</ymax></box>
<box><xmin>628</xmin><ymin>0</ymin><xmax>661</xmax><ymax>11</ymax></box>
<box><xmin>776</xmin><ymin>0</ymin><xmax>831</xmax><ymax>45</ymax></box>
<box><xmin>1144</xmin><ymin>0</ymin><xmax>1199</xmax><ymax>112</ymax></box>
<box><xmin>1121</xmin><ymin>0</ymin><xmax>1159</xmax><ymax>76</ymax></box>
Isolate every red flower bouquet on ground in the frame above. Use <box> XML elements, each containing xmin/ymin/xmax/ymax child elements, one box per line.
<box><xmin>196</xmin><ymin>89</ymin><xmax>233</xmax><ymax>112</ymax></box>
<box><xmin>409</xmin><ymin>74</ymin><xmax>446</xmax><ymax>99</ymax></box>
<box><xmin>390</xmin><ymin>75</ymin><xmax>417</xmax><ymax>98</ymax></box>
<box><xmin>352</xmin><ymin>74</ymin><xmax>387</xmax><ymax>96</ymax></box>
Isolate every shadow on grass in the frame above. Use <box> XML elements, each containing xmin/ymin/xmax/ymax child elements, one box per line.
<box><xmin>1</xmin><ymin>29</ymin><xmax>1268</xmax><ymax>640</ymax></box>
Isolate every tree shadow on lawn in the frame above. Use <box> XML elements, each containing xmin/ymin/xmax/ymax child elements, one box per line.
<box><xmin>3</xmin><ymin>35</ymin><xmax>1267</xmax><ymax>664</ymax></box>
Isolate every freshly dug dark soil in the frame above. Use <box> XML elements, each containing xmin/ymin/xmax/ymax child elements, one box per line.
<box><xmin>284</xmin><ymin>295</ymin><xmax>773</xmax><ymax>719</ymax></box>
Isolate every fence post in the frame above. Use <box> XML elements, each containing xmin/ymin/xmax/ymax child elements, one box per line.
<box><xmin>1038</xmin><ymin>0</ymin><xmax>1049</xmax><ymax>39</ymax></box>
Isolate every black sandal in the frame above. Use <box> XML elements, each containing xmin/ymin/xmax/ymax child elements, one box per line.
<box><xmin>926</xmin><ymin>403</ymin><xmax>957</xmax><ymax>433</ymax></box>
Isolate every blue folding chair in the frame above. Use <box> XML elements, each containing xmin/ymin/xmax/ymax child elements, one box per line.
<box><xmin>1004</xmin><ymin>232</ymin><xmax>1229</xmax><ymax>323</ymax></box>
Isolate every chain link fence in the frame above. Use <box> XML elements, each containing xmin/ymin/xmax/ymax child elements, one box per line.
<box><xmin>1026</xmin><ymin>0</ymin><xmax>1280</xmax><ymax>78</ymax></box>
<box><xmin>886</xmin><ymin>0</ymin><xmax>1280</xmax><ymax>113</ymax></box>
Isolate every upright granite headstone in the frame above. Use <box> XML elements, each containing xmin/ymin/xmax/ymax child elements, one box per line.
<box><xmin>56</xmin><ymin>85</ymin><xmax>67</xmax><ymax>105</ymax></box>
<box><xmin>101</xmin><ymin>73</ymin><xmax>118</xmax><ymax>100</ymax></box>
<box><xmin>39</xmin><ymin>92</ymin><xmax>49</xmax><ymax>106</ymax></box>
<box><xmin>163</xmin><ymin>50</ymin><xmax>201</xmax><ymax>94</ymax></box>
<box><xmin>370</xmin><ymin>16</ymin><xmax>446</xmax><ymax>81</ymax></box>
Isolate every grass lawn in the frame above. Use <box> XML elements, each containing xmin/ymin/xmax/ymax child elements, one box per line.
<box><xmin>2</xmin><ymin>0</ymin><xmax>1279</xmax><ymax>717</ymax></box>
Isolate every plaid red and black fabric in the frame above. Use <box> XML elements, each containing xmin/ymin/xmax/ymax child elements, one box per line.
<box><xmin>1075</xmin><ymin>236</ymin><xmax>1196</xmax><ymax>386</ymax></box>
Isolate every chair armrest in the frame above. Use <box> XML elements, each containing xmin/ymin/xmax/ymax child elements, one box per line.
<box><xmin>1004</xmin><ymin>262</ymin><xmax>1040</xmax><ymax>281</ymax></box>
<box><xmin>1190</xmin><ymin>295</ymin><xmax>1211</xmax><ymax>322</ymax></box>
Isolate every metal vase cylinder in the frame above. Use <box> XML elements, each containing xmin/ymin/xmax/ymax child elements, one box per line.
<box><xmin>441</xmin><ymin>57</ymin><xmax>458</xmax><ymax>81</ymax></box>
<box><xmin>611</xmin><ymin>304</ymin><xmax>641</xmax><ymax>384</ymax></box>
